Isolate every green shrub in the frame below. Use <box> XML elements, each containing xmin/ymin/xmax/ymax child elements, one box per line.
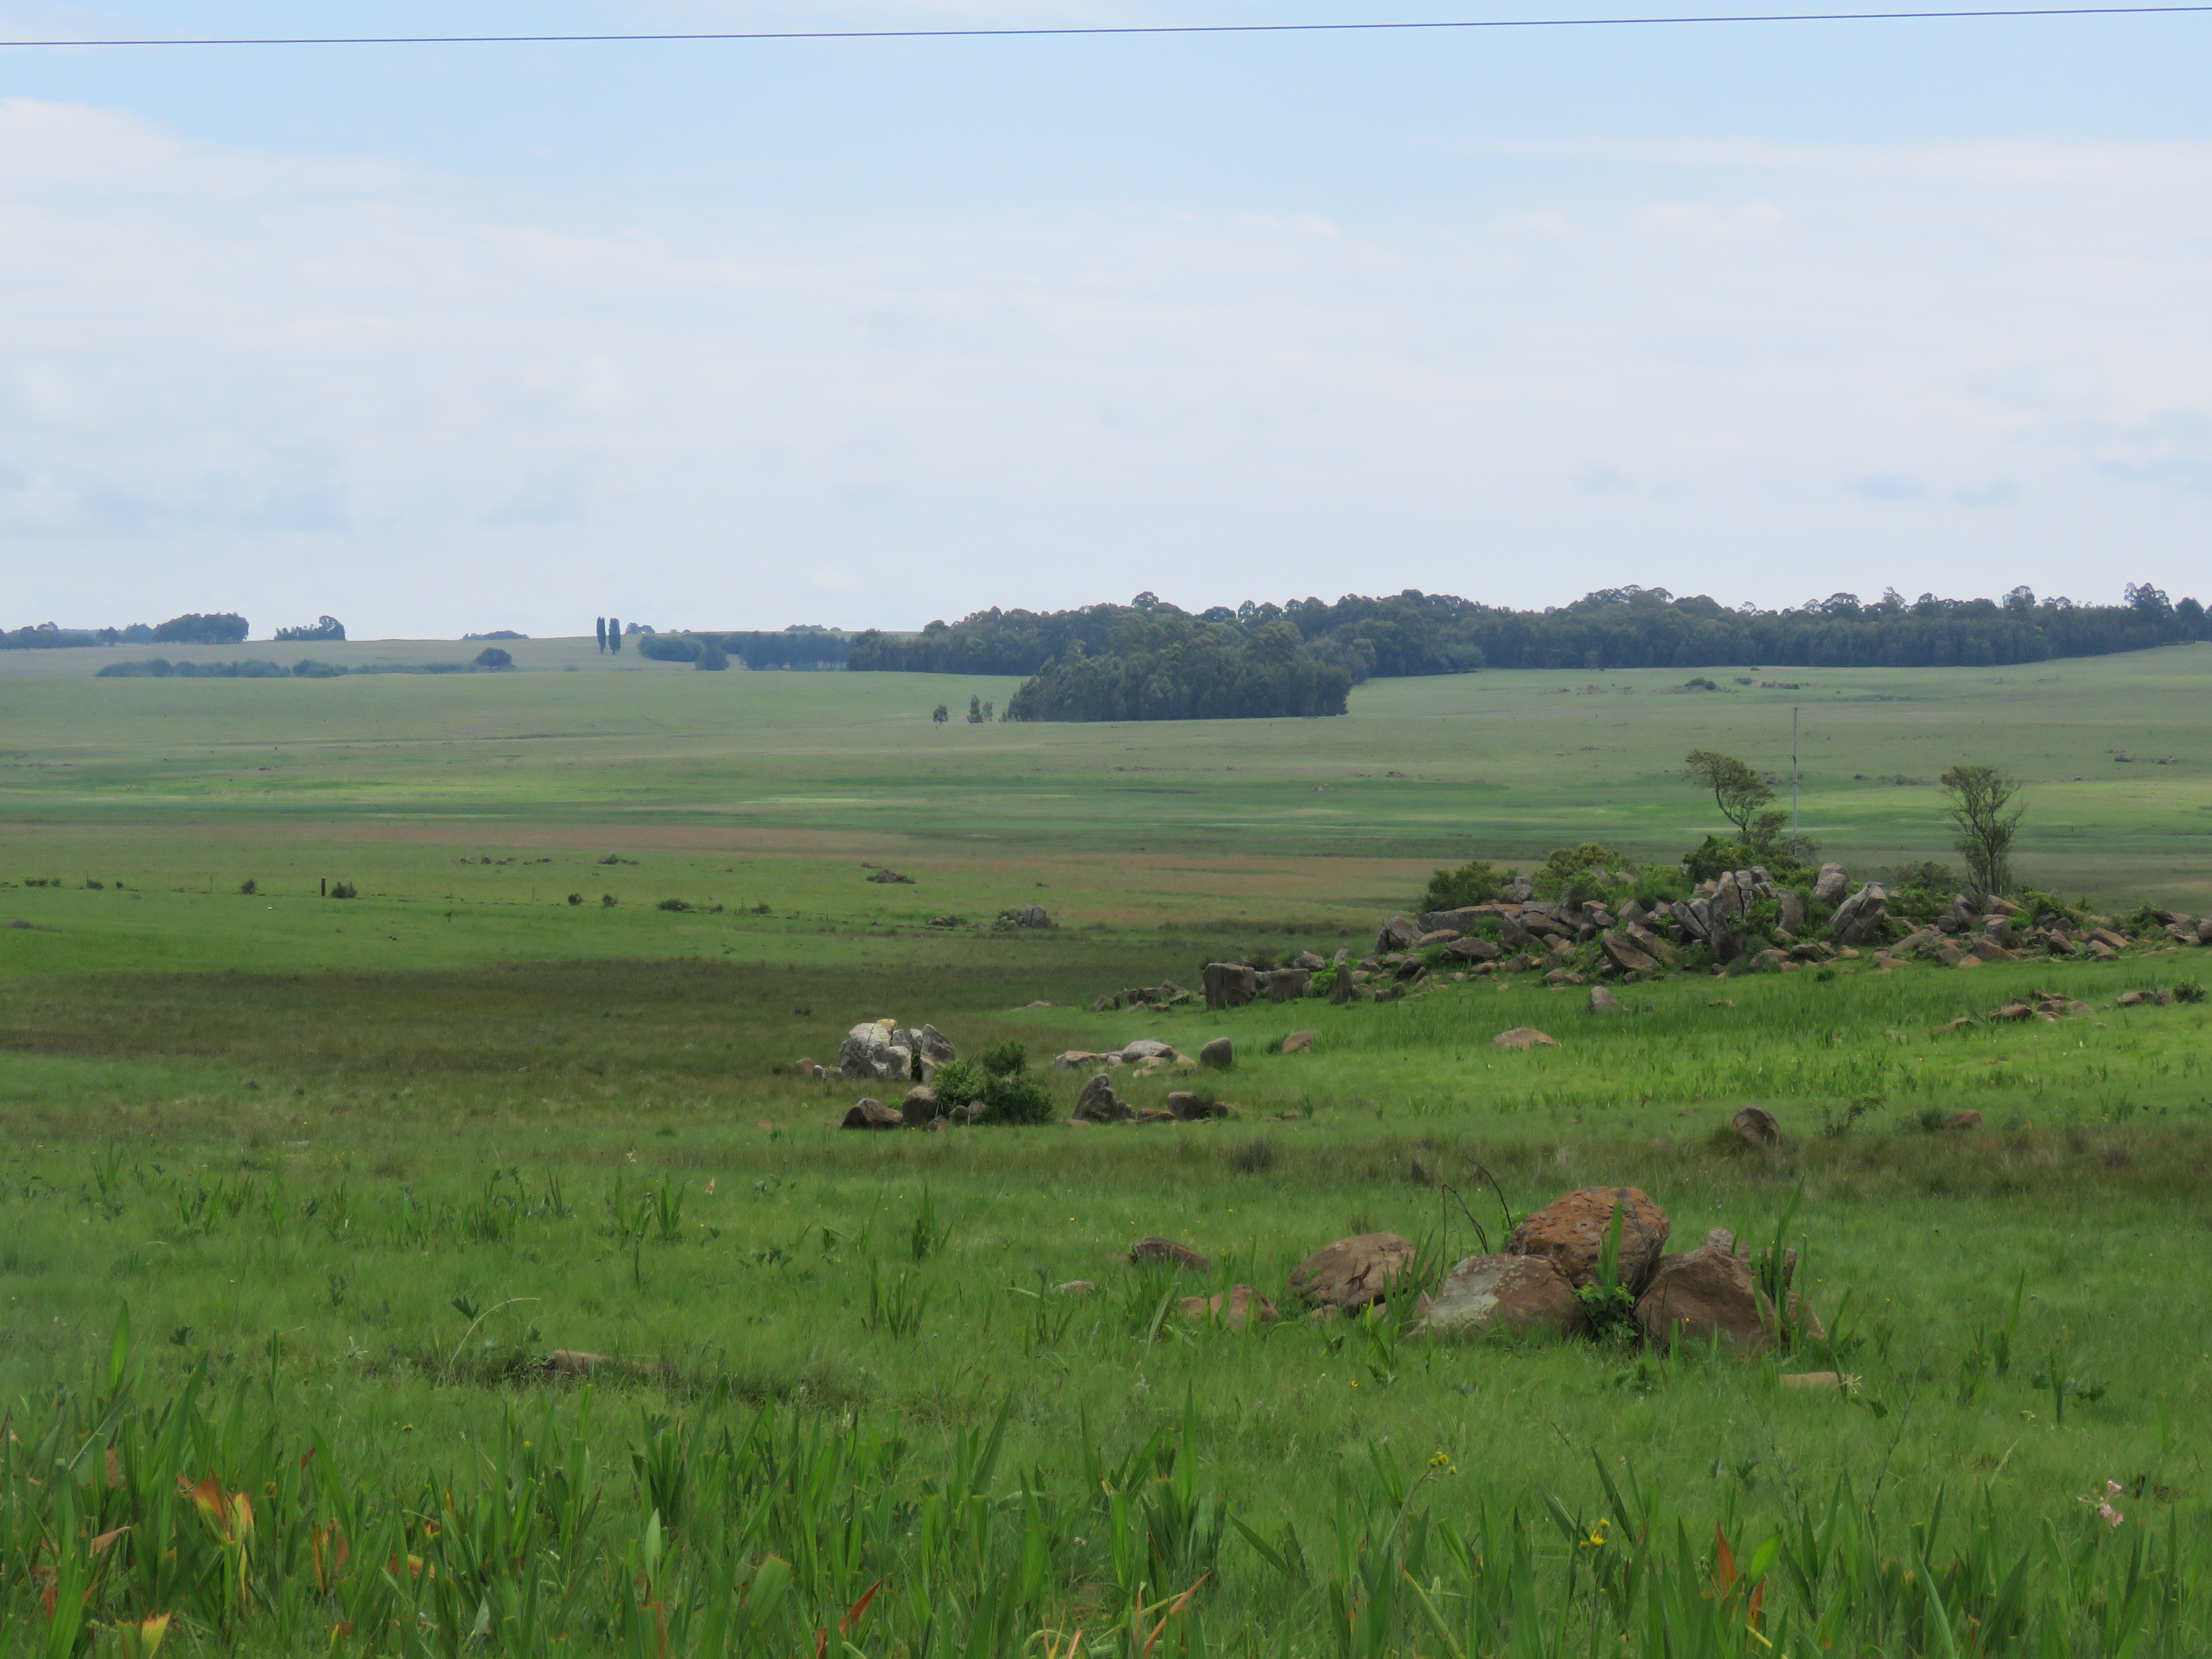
<box><xmin>1532</xmin><ymin>843</ymin><xmax>1626</xmax><ymax>909</ymax></box>
<box><xmin>930</xmin><ymin>1059</ymin><xmax>985</xmax><ymax>1106</ymax></box>
<box><xmin>980</xmin><ymin>1072</ymin><xmax>1054</xmax><ymax>1125</ymax></box>
<box><xmin>656</xmin><ymin>898</ymin><xmax>692</xmax><ymax>912</ymax></box>
<box><xmin>976</xmin><ymin>1040</ymin><xmax>1027</xmax><ymax>1078</ymax></box>
<box><xmin>1420</xmin><ymin>858</ymin><xmax>1511</xmax><ymax>913</ymax></box>
<box><xmin>328</xmin><ymin>881</ymin><xmax>357</xmax><ymax>900</ymax></box>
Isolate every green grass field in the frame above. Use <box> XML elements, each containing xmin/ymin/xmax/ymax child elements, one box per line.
<box><xmin>2</xmin><ymin>649</ymin><xmax>2210</xmax><ymax>1655</ymax></box>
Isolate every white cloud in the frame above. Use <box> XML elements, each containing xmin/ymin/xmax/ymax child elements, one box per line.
<box><xmin>1</xmin><ymin>98</ymin><xmax>2210</xmax><ymax>636</ymax></box>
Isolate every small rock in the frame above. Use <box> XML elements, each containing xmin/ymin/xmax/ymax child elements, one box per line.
<box><xmin>1491</xmin><ymin>1026</ymin><xmax>1559</xmax><ymax>1050</ymax></box>
<box><xmin>1136</xmin><ymin>1107</ymin><xmax>1177</xmax><ymax>1124</ymax></box>
<box><xmin>1166</xmin><ymin>1091</ymin><xmax>1230</xmax><ymax>1121</ymax></box>
<box><xmin>1945</xmin><ymin>1109</ymin><xmax>1984</xmax><ymax>1129</ymax></box>
<box><xmin>842</xmin><ymin>1098</ymin><xmax>903</xmax><ymax>1130</ymax></box>
<box><xmin>1507</xmin><ymin>1188</ymin><xmax>1670</xmax><ymax>1292</ymax></box>
<box><xmin>1198</xmin><ymin>1036</ymin><xmax>1234</xmax><ymax>1069</ymax></box>
<box><xmin>1992</xmin><ymin>1003</ymin><xmax>2034</xmax><ymax>1021</ymax></box>
<box><xmin>1780</xmin><ymin>1371</ymin><xmax>1855</xmax><ymax>1391</ymax></box>
<box><xmin>1130</xmin><ymin>1237</ymin><xmax>1211</xmax><ymax>1272</ymax></box>
<box><xmin>1290</xmin><ymin>1233</ymin><xmax>1420</xmax><ymax>1312</ymax></box>
<box><xmin>1416</xmin><ymin>1253</ymin><xmax>1588</xmax><ymax>1339</ymax></box>
<box><xmin>1056</xmin><ymin>1280</ymin><xmax>1097</xmax><ymax>1296</ymax></box>
<box><xmin>1731</xmin><ymin>1106</ymin><xmax>1783</xmax><ymax>1150</ymax></box>
<box><xmin>1588</xmin><ymin>986</ymin><xmax>1621</xmax><ymax>1014</ymax></box>
<box><xmin>1280</xmin><ymin>1030</ymin><xmax>1315</xmax><ymax>1054</ymax></box>
<box><xmin>1177</xmin><ymin>1285</ymin><xmax>1278</xmax><ymax>1329</ymax></box>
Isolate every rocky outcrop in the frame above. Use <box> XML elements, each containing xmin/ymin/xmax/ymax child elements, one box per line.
<box><xmin>1600</xmin><ymin>930</ymin><xmax>1657</xmax><ymax>975</ymax></box>
<box><xmin>1375</xmin><ymin>915</ymin><xmax>1423</xmax><ymax>952</ymax></box>
<box><xmin>1074</xmin><ymin>1073</ymin><xmax>1132</xmax><ymax>1123</ymax></box>
<box><xmin>1416</xmin><ymin>1253</ymin><xmax>1587</xmax><ymax>1339</ymax></box>
<box><xmin>1507</xmin><ymin>1187</ymin><xmax>1669</xmax><ymax>1292</ymax></box>
<box><xmin>838</xmin><ymin>1022</ymin><xmax>913</xmax><ymax>1082</ymax></box>
<box><xmin>1290</xmin><ymin>1233</ymin><xmax>1419</xmax><ymax>1312</ymax></box>
<box><xmin>1814</xmin><ymin>863</ymin><xmax>1850</xmax><ymax>904</ymax></box>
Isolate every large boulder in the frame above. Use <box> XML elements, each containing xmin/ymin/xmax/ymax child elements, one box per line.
<box><xmin>1198</xmin><ymin>1037</ymin><xmax>1234</xmax><ymax>1069</ymax></box>
<box><xmin>1633</xmin><ymin>1238</ymin><xmax>1811</xmax><ymax>1353</ymax></box>
<box><xmin>841</xmin><ymin>1098</ymin><xmax>903</xmax><ymax>1130</ymax></box>
<box><xmin>1074</xmin><ymin>1072</ymin><xmax>1132</xmax><ymax>1123</ymax></box>
<box><xmin>1830</xmin><ymin>884</ymin><xmax>1889</xmax><ymax>946</ymax></box>
<box><xmin>901</xmin><ymin>1085</ymin><xmax>943</xmax><ymax>1124</ymax></box>
<box><xmin>1445</xmin><ymin>935</ymin><xmax>1501</xmax><ymax>962</ymax></box>
<box><xmin>1777</xmin><ymin>890</ymin><xmax>1805</xmax><ymax>933</ymax></box>
<box><xmin>1507</xmin><ymin>1187</ymin><xmax>1669</xmax><ymax>1292</ymax></box>
<box><xmin>1177</xmin><ymin>1285</ymin><xmax>1277</xmax><ymax>1329</ymax></box>
<box><xmin>1375</xmin><ymin>914</ymin><xmax>1424</xmax><ymax>952</ymax></box>
<box><xmin>1122</xmin><ymin>1039</ymin><xmax>1180</xmax><ymax>1063</ymax></box>
<box><xmin>1813</xmin><ymin>863</ymin><xmax>1850</xmax><ymax>905</ymax></box>
<box><xmin>1202</xmin><ymin>962</ymin><xmax>1258</xmax><ymax>1010</ymax></box>
<box><xmin>1130</xmin><ymin>1237</ymin><xmax>1211</xmax><ymax>1272</ymax></box>
<box><xmin>1290</xmin><ymin>1233</ymin><xmax>1420</xmax><ymax>1312</ymax></box>
<box><xmin>838</xmin><ymin>1022</ymin><xmax>911</xmax><ymax>1081</ymax></box>
<box><xmin>915</xmin><ymin>1024</ymin><xmax>957</xmax><ymax>1067</ymax></box>
<box><xmin>1599</xmin><ymin>931</ymin><xmax>1657</xmax><ymax>975</ymax></box>
<box><xmin>1416</xmin><ymin>1253</ymin><xmax>1588</xmax><ymax>1339</ymax></box>
<box><xmin>1261</xmin><ymin>968</ymin><xmax>1312</xmax><ymax>1003</ymax></box>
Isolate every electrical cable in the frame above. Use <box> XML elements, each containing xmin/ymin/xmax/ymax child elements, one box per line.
<box><xmin>1</xmin><ymin>4</ymin><xmax>2209</xmax><ymax>48</ymax></box>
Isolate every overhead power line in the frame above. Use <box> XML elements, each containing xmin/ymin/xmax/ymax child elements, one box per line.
<box><xmin>1</xmin><ymin>5</ymin><xmax>2209</xmax><ymax>48</ymax></box>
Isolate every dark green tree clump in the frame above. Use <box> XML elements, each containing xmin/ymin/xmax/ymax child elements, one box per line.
<box><xmin>849</xmin><ymin>581</ymin><xmax>2207</xmax><ymax>681</ymax></box>
<box><xmin>275</xmin><ymin>615</ymin><xmax>345</xmax><ymax>642</ymax></box>
<box><xmin>1003</xmin><ymin>611</ymin><xmax>1348</xmax><ymax>723</ymax></box>
<box><xmin>1421</xmin><ymin>858</ymin><xmax>1513</xmax><ymax>912</ymax></box>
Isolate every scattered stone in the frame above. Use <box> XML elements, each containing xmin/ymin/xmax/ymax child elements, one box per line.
<box><xmin>1011</xmin><ymin>905</ymin><xmax>1050</xmax><ymax>927</ymax></box>
<box><xmin>1130</xmin><ymin>1237</ymin><xmax>1211</xmax><ymax>1272</ymax></box>
<box><xmin>1198</xmin><ymin>1037</ymin><xmax>1234</xmax><ymax>1069</ymax></box>
<box><xmin>1056</xmin><ymin>1280</ymin><xmax>1097</xmax><ymax>1296</ymax></box>
<box><xmin>1507</xmin><ymin>1187</ymin><xmax>1670</xmax><ymax>1292</ymax></box>
<box><xmin>792</xmin><ymin>1057</ymin><xmax>823</xmax><ymax>1079</ymax></box>
<box><xmin>1122</xmin><ymin>1039</ymin><xmax>1181</xmax><ymax>1063</ymax></box>
<box><xmin>1074</xmin><ymin>1073</ymin><xmax>1132</xmax><ymax>1123</ymax></box>
<box><xmin>1945</xmin><ymin>1110</ymin><xmax>1984</xmax><ymax>1129</ymax></box>
<box><xmin>1281</xmin><ymin>1030</ymin><xmax>1315</xmax><ymax>1054</ymax></box>
<box><xmin>841</xmin><ymin>1098</ymin><xmax>903</xmax><ymax>1130</ymax></box>
<box><xmin>865</xmin><ymin>868</ymin><xmax>914</xmax><ymax>884</ymax></box>
<box><xmin>1543</xmin><ymin>969</ymin><xmax>1584</xmax><ymax>986</ymax></box>
<box><xmin>1177</xmin><ymin>1285</ymin><xmax>1278</xmax><ymax>1329</ymax></box>
<box><xmin>1416</xmin><ymin>1253</ymin><xmax>1588</xmax><ymax>1339</ymax></box>
<box><xmin>1731</xmin><ymin>1106</ymin><xmax>1782</xmax><ymax>1150</ymax></box>
<box><xmin>1166</xmin><ymin>1091</ymin><xmax>1230</xmax><ymax>1121</ymax></box>
<box><xmin>901</xmin><ymin>1085</ymin><xmax>942</xmax><ymax>1124</ymax></box>
<box><xmin>1491</xmin><ymin>1026</ymin><xmax>1559</xmax><ymax>1050</ymax></box>
<box><xmin>1588</xmin><ymin>986</ymin><xmax>1621</xmax><ymax>1014</ymax></box>
<box><xmin>1780</xmin><ymin>1371</ymin><xmax>1856</xmax><ymax>1391</ymax></box>
<box><xmin>1992</xmin><ymin>1003</ymin><xmax>2034</xmax><ymax>1022</ymax></box>
<box><xmin>1290</xmin><ymin>1233</ymin><xmax>1420</xmax><ymax>1312</ymax></box>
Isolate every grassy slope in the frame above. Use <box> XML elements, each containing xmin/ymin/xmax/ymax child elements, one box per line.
<box><xmin>2</xmin><ymin>648</ymin><xmax>2211</xmax><ymax>1651</ymax></box>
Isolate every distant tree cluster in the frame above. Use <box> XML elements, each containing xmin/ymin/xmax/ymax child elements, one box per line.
<box><xmin>2</xmin><ymin>613</ymin><xmax>249</xmax><ymax>650</ymax></box>
<box><xmin>274</xmin><ymin>615</ymin><xmax>346</xmax><ymax>642</ymax></box>
<box><xmin>1002</xmin><ymin>607</ymin><xmax>1349</xmax><ymax>722</ymax></box>
<box><xmin>627</xmin><ymin>626</ymin><xmax>853</xmax><ymax>669</ymax></box>
<box><xmin>851</xmin><ymin>582</ymin><xmax>2208</xmax><ymax>680</ymax></box>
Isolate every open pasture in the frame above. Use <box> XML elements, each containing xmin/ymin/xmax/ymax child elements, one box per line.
<box><xmin>2</xmin><ymin>650</ymin><xmax>2211</xmax><ymax>1653</ymax></box>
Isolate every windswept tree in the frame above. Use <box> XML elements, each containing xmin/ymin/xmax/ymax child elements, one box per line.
<box><xmin>1684</xmin><ymin>749</ymin><xmax>1784</xmax><ymax>849</ymax></box>
<box><xmin>1940</xmin><ymin>764</ymin><xmax>2025</xmax><ymax>897</ymax></box>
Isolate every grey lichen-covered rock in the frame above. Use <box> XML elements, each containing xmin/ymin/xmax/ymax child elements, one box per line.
<box><xmin>1416</xmin><ymin>1253</ymin><xmax>1587</xmax><ymax>1339</ymax></box>
<box><xmin>838</xmin><ymin>1021</ymin><xmax>913</xmax><ymax>1082</ymax></box>
<box><xmin>1814</xmin><ymin>863</ymin><xmax>1850</xmax><ymax>905</ymax></box>
<box><xmin>1122</xmin><ymin>1039</ymin><xmax>1180</xmax><ymax>1063</ymax></box>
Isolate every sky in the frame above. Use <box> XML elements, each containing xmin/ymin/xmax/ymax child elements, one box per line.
<box><xmin>1</xmin><ymin>0</ymin><xmax>2209</xmax><ymax>640</ymax></box>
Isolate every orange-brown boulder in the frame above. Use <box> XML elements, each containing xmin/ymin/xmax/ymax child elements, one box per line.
<box><xmin>1415</xmin><ymin>1253</ymin><xmax>1587</xmax><ymax>1339</ymax></box>
<box><xmin>1506</xmin><ymin>1187</ymin><xmax>1670</xmax><ymax>1292</ymax></box>
<box><xmin>1289</xmin><ymin>1232</ymin><xmax>1420</xmax><ymax>1312</ymax></box>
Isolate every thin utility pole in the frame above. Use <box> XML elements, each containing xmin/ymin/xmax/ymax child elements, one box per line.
<box><xmin>1791</xmin><ymin>706</ymin><xmax>1801</xmax><ymax>850</ymax></box>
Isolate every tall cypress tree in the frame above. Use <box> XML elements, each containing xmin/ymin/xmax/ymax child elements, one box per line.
<box><xmin>609</xmin><ymin>618</ymin><xmax>623</xmax><ymax>654</ymax></box>
<box><xmin>595</xmin><ymin>616</ymin><xmax>607</xmax><ymax>652</ymax></box>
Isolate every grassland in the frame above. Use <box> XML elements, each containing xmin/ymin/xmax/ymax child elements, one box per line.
<box><xmin>2</xmin><ymin>649</ymin><xmax>2210</xmax><ymax>1654</ymax></box>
